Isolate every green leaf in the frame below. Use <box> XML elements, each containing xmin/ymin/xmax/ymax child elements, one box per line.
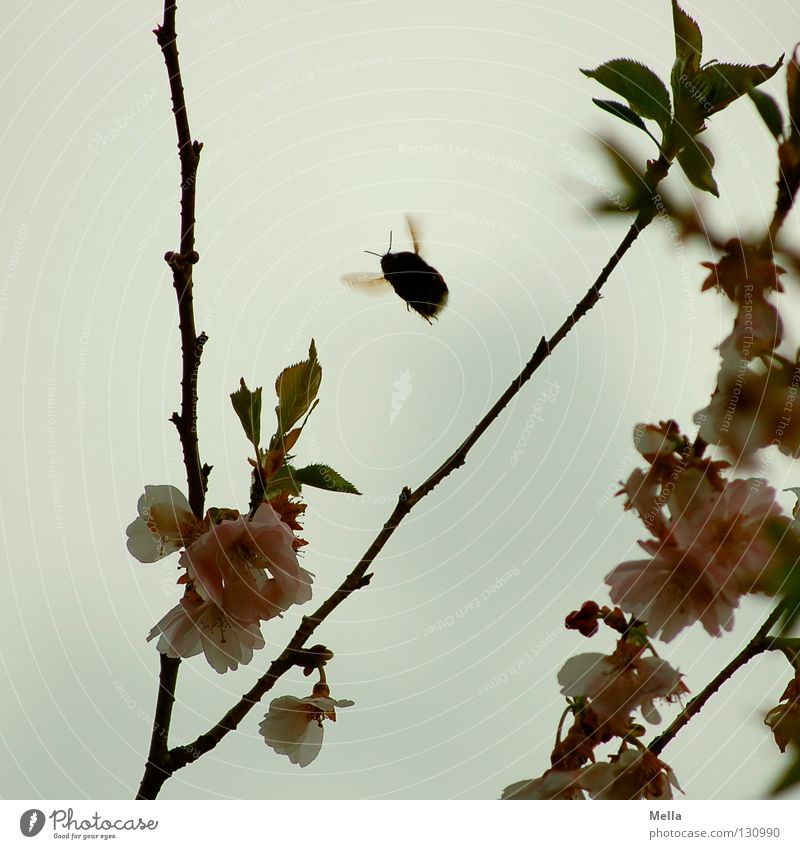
<box><xmin>670</xmin><ymin>63</ymin><xmax>711</xmax><ymax>138</ymax></box>
<box><xmin>293</xmin><ymin>463</ymin><xmax>361</xmax><ymax>495</ymax></box>
<box><xmin>699</xmin><ymin>57</ymin><xmax>784</xmax><ymax>116</ymax></box>
<box><xmin>230</xmin><ymin>378</ymin><xmax>262</xmax><ymax>448</ymax></box>
<box><xmin>671</xmin><ymin>1</ymin><xmax>702</xmax><ymax>75</ymax></box>
<box><xmin>772</xmin><ymin>750</ymin><xmax>800</xmax><ymax>796</ymax></box>
<box><xmin>677</xmin><ymin>137</ymin><xmax>719</xmax><ymax>196</ymax></box>
<box><xmin>592</xmin><ymin>98</ymin><xmax>650</xmax><ymax>133</ymax></box>
<box><xmin>275</xmin><ymin>340</ymin><xmax>322</xmax><ymax>433</ymax></box>
<box><xmin>749</xmin><ymin>89</ymin><xmax>785</xmax><ymax>139</ymax></box>
<box><xmin>582</xmin><ymin>59</ymin><xmax>671</xmax><ymax>127</ymax></box>
<box><xmin>590</xmin><ymin>136</ymin><xmax>651</xmax><ymax>215</ymax></box>
<box><xmin>263</xmin><ymin>463</ymin><xmax>302</xmax><ymax>498</ymax></box>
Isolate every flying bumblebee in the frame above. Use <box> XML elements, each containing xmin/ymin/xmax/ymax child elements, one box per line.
<box><xmin>343</xmin><ymin>214</ymin><xmax>449</xmax><ymax>323</ymax></box>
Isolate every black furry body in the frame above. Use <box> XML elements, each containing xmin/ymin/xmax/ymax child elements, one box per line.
<box><xmin>380</xmin><ymin>251</ymin><xmax>449</xmax><ymax>323</ymax></box>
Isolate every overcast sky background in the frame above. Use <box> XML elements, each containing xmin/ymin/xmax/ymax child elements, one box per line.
<box><xmin>3</xmin><ymin>0</ymin><xmax>800</xmax><ymax>800</ymax></box>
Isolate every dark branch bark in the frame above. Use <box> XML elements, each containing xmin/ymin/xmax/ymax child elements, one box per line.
<box><xmin>136</xmin><ymin>654</ymin><xmax>181</xmax><ymax>799</ymax></box>
<box><xmin>155</xmin><ymin>0</ymin><xmax>206</xmax><ymax>517</ymax></box>
<box><xmin>136</xmin><ymin>0</ymin><xmax>207</xmax><ymax>801</ymax></box>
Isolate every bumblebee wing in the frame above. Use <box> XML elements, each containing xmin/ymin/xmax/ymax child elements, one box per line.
<box><xmin>342</xmin><ymin>272</ymin><xmax>391</xmax><ymax>296</ymax></box>
<box><xmin>405</xmin><ymin>213</ymin><xmax>423</xmax><ymax>255</ymax></box>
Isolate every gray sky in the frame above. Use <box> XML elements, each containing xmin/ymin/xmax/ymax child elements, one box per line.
<box><xmin>2</xmin><ymin>0</ymin><xmax>800</xmax><ymax>799</ymax></box>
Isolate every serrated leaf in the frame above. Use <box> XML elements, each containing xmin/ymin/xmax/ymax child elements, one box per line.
<box><xmin>748</xmin><ymin>89</ymin><xmax>785</xmax><ymax>139</ymax></box>
<box><xmin>672</xmin><ymin>1</ymin><xmax>702</xmax><ymax>75</ymax></box>
<box><xmin>699</xmin><ymin>58</ymin><xmax>784</xmax><ymax>116</ymax></box>
<box><xmin>582</xmin><ymin>59</ymin><xmax>671</xmax><ymax>127</ymax></box>
<box><xmin>293</xmin><ymin>463</ymin><xmax>361</xmax><ymax>495</ymax></box>
<box><xmin>592</xmin><ymin>98</ymin><xmax>649</xmax><ymax>133</ymax></box>
<box><xmin>230</xmin><ymin>378</ymin><xmax>262</xmax><ymax>447</ymax></box>
<box><xmin>677</xmin><ymin>138</ymin><xmax>719</xmax><ymax>196</ymax></box>
<box><xmin>263</xmin><ymin>463</ymin><xmax>302</xmax><ymax>498</ymax></box>
<box><xmin>275</xmin><ymin>340</ymin><xmax>322</xmax><ymax>433</ymax></box>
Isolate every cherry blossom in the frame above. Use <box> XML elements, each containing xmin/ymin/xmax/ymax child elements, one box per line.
<box><xmin>606</xmin><ymin>542</ymin><xmax>739</xmax><ymax>642</ymax></box>
<box><xmin>669</xmin><ymin>479</ymin><xmax>786</xmax><ymax>590</ymax></box>
<box><xmin>699</xmin><ymin>240</ymin><xmax>785</xmax><ymax>302</ymax></box>
<box><xmin>259</xmin><ymin>683</ymin><xmax>354</xmax><ymax>767</ymax></box>
<box><xmin>618</xmin><ymin>467</ymin><xmax>665</xmax><ymax>534</ymax></box>
<box><xmin>581</xmin><ymin>749</ymin><xmax>682</xmax><ymax>800</ymax></box>
<box><xmin>717</xmin><ymin>296</ymin><xmax>783</xmax><ymax>369</ymax></box>
<box><xmin>607</xmin><ymin>479</ymin><xmax>789</xmax><ymax>640</ymax></box>
<box><xmin>180</xmin><ymin>502</ymin><xmax>313</xmax><ymax>624</ymax></box>
<box><xmin>501</xmin><ymin>769</ymin><xmax>585</xmax><ymax>800</ymax></box>
<box><xmin>147</xmin><ymin>587</ymin><xmax>265</xmax><ymax>674</ymax></box>
<box><xmin>144</xmin><ymin>502</ymin><xmax>313</xmax><ymax>672</ymax></box>
<box><xmin>633</xmin><ymin>421</ymin><xmax>685</xmax><ymax>460</ymax></box>
<box><xmin>558</xmin><ymin>645</ymin><xmax>683</xmax><ymax>724</ymax></box>
<box><xmin>126</xmin><ymin>484</ymin><xmax>203</xmax><ymax>563</ymax></box>
<box><xmin>765</xmin><ymin>675</ymin><xmax>800</xmax><ymax>753</ymax></box>
<box><xmin>695</xmin><ymin>358</ymin><xmax>800</xmax><ymax>461</ymax></box>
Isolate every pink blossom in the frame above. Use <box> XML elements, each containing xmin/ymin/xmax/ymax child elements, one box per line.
<box><xmin>558</xmin><ymin>649</ymin><xmax>683</xmax><ymax>724</ymax></box>
<box><xmin>668</xmin><ymin>479</ymin><xmax>785</xmax><ymax>590</ymax></box>
<box><xmin>765</xmin><ymin>675</ymin><xmax>800</xmax><ymax>753</ymax></box>
<box><xmin>619</xmin><ymin>467</ymin><xmax>666</xmax><ymax>535</ymax></box>
<box><xmin>126</xmin><ymin>485</ymin><xmax>203</xmax><ymax>563</ymax></box>
<box><xmin>259</xmin><ymin>684</ymin><xmax>354</xmax><ymax>767</ymax></box>
<box><xmin>147</xmin><ymin>588</ymin><xmax>266</xmax><ymax>674</ymax></box>
<box><xmin>695</xmin><ymin>359</ymin><xmax>800</xmax><ymax>461</ymax></box>
<box><xmin>146</xmin><ymin>503</ymin><xmax>313</xmax><ymax>673</ymax></box>
<box><xmin>181</xmin><ymin>503</ymin><xmax>313</xmax><ymax>624</ymax></box>
<box><xmin>502</xmin><ymin>769</ymin><xmax>585</xmax><ymax>800</ymax></box>
<box><xmin>607</xmin><ymin>541</ymin><xmax>741</xmax><ymax>641</ymax></box>
<box><xmin>718</xmin><ymin>296</ymin><xmax>782</xmax><ymax>370</ymax></box>
<box><xmin>581</xmin><ymin>749</ymin><xmax>682</xmax><ymax>800</ymax></box>
<box><xmin>607</xmin><ymin>479</ymin><xmax>788</xmax><ymax>641</ymax></box>
<box><xmin>633</xmin><ymin>422</ymin><xmax>684</xmax><ymax>460</ymax></box>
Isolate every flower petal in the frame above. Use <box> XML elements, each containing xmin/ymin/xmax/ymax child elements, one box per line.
<box><xmin>126</xmin><ymin>484</ymin><xmax>195</xmax><ymax>563</ymax></box>
<box><xmin>259</xmin><ymin>696</ymin><xmax>325</xmax><ymax>767</ymax></box>
<box><xmin>126</xmin><ymin>516</ymin><xmax>170</xmax><ymax>563</ymax></box>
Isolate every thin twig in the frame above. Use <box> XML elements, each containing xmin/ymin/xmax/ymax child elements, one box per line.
<box><xmin>168</xmin><ymin>158</ymin><xmax>672</xmax><ymax>773</ymax></box>
<box><xmin>156</xmin><ymin>0</ymin><xmax>207</xmax><ymax>516</ymax></box>
<box><xmin>648</xmin><ymin>601</ymin><xmax>785</xmax><ymax>757</ymax></box>
<box><xmin>135</xmin><ymin>0</ymin><xmax>207</xmax><ymax>801</ymax></box>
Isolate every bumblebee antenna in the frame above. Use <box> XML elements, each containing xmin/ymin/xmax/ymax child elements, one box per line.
<box><xmin>364</xmin><ymin>229</ymin><xmax>393</xmax><ymax>258</ymax></box>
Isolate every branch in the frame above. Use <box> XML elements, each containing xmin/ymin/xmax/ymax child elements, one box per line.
<box><xmin>135</xmin><ymin>653</ymin><xmax>180</xmax><ymax>799</ymax></box>
<box><xmin>136</xmin><ymin>0</ymin><xmax>207</xmax><ymax>800</ymax></box>
<box><xmin>648</xmin><ymin>601</ymin><xmax>786</xmax><ymax>757</ymax></box>
<box><xmin>168</xmin><ymin>157</ymin><xmax>672</xmax><ymax>772</ymax></box>
<box><xmin>156</xmin><ymin>0</ymin><xmax>207</xmax><ymax>517</ymax></box>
